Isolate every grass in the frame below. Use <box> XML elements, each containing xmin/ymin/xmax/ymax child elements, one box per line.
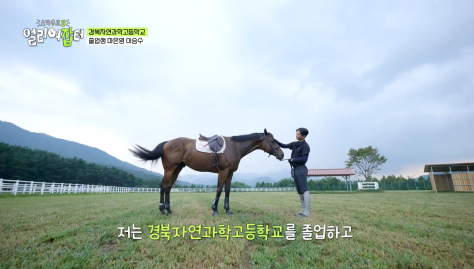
<box><xmin>0</xmin><ymin>191</ymin><xmax>473</xmax><ymax>268</ymax></box>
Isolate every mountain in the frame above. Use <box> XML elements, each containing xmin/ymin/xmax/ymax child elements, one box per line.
<box><xmin>0</xmin><ymin>120</ymin><xmax>296</xmax><ymax>187</ymax></box>
<box><xmin>0</xmin><ymin>120</ymin><xmax>193</xmax><ymax>184</ymax></box>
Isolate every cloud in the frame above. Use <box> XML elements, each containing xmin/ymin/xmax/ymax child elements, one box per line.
<box><xmin>1</xmin><ymin>0</ymin><xmax>473</xmax><ymax>178</ymax></box>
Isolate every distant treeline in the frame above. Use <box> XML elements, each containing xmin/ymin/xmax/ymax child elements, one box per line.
<box><xmin>256</xmin><ymin>177</ymin><xmax>344</xmax><ymax>188</ymax></box>
<box><xmin>0</xmin><ymin>142</ymin><xmax>161</xmax><ymax>187</ymax></box>
<box><xmin>256</xmin><ymin>175</ymin><xmax>428</xmax><ymax>188</ymax></box>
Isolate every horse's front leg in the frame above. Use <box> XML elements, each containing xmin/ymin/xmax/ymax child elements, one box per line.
<box><xmin>211</xmin><ymin>169</ymin><xmax>229</xmax><ymax>216</ymax></box>
<box><xmin>224</xmin><ymin>172</ymin><xmax>234</xmax><ymax>215</ymax></box>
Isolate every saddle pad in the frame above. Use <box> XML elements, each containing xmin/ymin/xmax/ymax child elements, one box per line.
<box><xmin>196</xmin><ymin>135</ymin><xmax>226</xmax><ymax>154</ymax></box>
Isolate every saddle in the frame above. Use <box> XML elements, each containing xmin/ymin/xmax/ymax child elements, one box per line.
<box><xmin>199</xmin><ymin>134</ymin><xmax>224</xmax><ymax>152</ymax></box>
<box><xmin>198</xmin><ymin>134</ymin><xmax>224</xmax><ymax>168</ymax></box>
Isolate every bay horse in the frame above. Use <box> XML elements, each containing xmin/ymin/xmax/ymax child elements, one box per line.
<box><xmin>129</xmin><ymin>129</ymin><xmax>284</xmax><ymax>216</ymax></box>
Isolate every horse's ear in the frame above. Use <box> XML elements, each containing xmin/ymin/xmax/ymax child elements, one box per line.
<box><xmin>264</xmin><ymin>128</ymin><xmax>268</xmax><ymax>135</ymax></box>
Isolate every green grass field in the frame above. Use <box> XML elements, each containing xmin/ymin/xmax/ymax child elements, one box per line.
<box><xmin>1</xmin><ymin>191</ymin><xmax>473</xmax><ymax>269</ymax></box>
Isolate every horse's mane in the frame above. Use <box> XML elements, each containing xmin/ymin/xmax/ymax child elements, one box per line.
<box><xmin>230</xmin><ymin>133</ymin><xmax>270</xmax><ymax>142</ymax></box>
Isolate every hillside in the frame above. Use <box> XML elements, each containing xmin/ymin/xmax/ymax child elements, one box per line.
<box><xmin>0</xmin><ymin>120</ymin><xmax>175</xmax><ymax>183</ymax></box>
<box><xmin>0</xmin><ymin>120</ymin><xmax>295</xmax><ymax>187</ymax></box>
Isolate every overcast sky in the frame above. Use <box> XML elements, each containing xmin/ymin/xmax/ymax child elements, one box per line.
<box><xmin>1</xmin><ymin>0</ymin><xmax>473</xmax><ymax>179</ymax></box>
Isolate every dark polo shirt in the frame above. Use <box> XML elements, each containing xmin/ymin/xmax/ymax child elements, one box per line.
<box><xmin>276</xmin><ymin>140</ymin><xmax>310</xmax><ymax>167</ymax></box>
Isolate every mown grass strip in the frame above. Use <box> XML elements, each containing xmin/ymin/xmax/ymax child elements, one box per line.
<box><xmin>1</xmin><ymin>191</ymin><xmax>473</xmax><ymax>268</ymax></box>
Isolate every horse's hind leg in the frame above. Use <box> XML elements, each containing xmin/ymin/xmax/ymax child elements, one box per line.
<box><xmin>164</xmin><ymin>162</ymin><xmax>186</xmax><ymax>215</ymax></box>
<box><xmin>161</xmin><ymin>168</ymin><xmax>176</xmax><ymax>215</ymax></box>
<box><xmin>159</xmin><ymin>182</ymin><xmax>166</xmax><ymax>215</ymax></box>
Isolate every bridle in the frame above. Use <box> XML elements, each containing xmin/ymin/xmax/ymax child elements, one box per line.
<box><xmin>263</xmin><ymin>134</ymin><xmax>281</xmax><ymax>159</ymax></box>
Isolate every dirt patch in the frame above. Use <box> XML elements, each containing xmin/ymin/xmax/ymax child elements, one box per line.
<box><xmin>99</xmin><ymin>241</ymin><xmax>118</xmax><ymax>254</ymax></box>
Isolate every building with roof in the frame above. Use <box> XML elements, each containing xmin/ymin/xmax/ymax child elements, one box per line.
<box><xmin>424</xmin><ymin>162</ymin><xmax>474</xmax><ymax>192</ymax></box>
<box><xmin>307</xmin><ymin>168</ymin><xmax>355</xmax><ymax>191</ymax></box>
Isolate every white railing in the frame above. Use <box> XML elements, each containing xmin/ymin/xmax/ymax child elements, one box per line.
<box><xmin>0</xmin><ymin>179</ymin><xmax>131</xmax><ymax>195</ymax></box>
<box><xmin>0</xmin><ymin>178</ymin><xmax>297</xmax><ymax>195</ymax></box>
<box><xmin>358</xmin><ymin>182</ymin><xmax>379</xmax><ymax>190</ymax></box>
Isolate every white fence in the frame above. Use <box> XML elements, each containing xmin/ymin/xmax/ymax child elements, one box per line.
<box><xmin>0</xmin><ymin>179</ymin><xmax>297</xmax><ymax>195</ymax></box>
<box><xmin>0</xmin><ymin>179</ymin><xmax>131</xmax><ymax>195</ymax></box>
<box><xmin>358</xmin><ymin>182</ymin><xmax>379</xmax><ymax>190</ymax></box>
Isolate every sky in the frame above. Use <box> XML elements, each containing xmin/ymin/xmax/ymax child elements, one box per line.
<box><xmin>1</xmin><ymin>0</ymin><xmax>473</xmax><ymax>180</ymax></box>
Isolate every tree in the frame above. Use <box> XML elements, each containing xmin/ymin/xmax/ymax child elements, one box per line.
<box><xmin>0</xmin><ymin>142</ymin><xmax>146</xmax><ymax>187</ymax></box>
<box><xmin>274</xmin><ymin>178</ymin><xmax>294</xmax><ymax>187</ymax></box>
<box><xmin>345</xmin><ymin>146</ymin><xmax>387</xmax><ymax>181</ymax></box>
<box><xmin>230</xmin><ymin>181</ymin><xmax>251</xmax><ymax>188</ymax></box>
<box><xmin>366</xmin><ymin>176</ymin><xmax>378</xmax><ymax>182</ymax></box>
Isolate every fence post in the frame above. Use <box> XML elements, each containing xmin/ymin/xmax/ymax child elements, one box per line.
<box><xmin>0</xmin><ymin>178</ymin><xmax>3</xmax><ymax>195</ymax></box>
<box><xmin>29</xmin><ymin>181</ymin><xmax>34</xmax><ymax>194</ymax></box>
<box><xmin>41</xmin><ymin>182</ymin><xmax>45</xmax><ymax>195</ymax></box>
<box><xmin>14</xmin><ymin>180</ymin><xmax>19</xmax><ymax>195</ymax></box>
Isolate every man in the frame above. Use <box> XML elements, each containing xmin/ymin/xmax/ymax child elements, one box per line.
<box><xmin>275</xmin><ymin>128</ymin><xmax>311</xmax><ymax>217</ymax></box>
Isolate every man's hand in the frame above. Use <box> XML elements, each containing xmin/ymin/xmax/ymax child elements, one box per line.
<box><xmin>273</xmin><ymin>139</ymin><xmax>281</xmax><ymax>146</ymax></box>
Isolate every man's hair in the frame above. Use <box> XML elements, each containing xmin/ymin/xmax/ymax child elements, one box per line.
<box><xmin>296</xmin><ymin>127</ymin><xmax>309</xmax><ymax>137</ymax></box>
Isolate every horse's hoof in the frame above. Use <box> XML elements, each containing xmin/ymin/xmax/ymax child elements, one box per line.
<box><xmin>167</xmin><ymin>210</ymin><xmax>172</xmax><ymax>215</ymax></box>
<box><xmin>212</xmin><ymin>211</ymin><xmax>219</xmax><ymax>216</ymax></box>
<box><xmin>160</xmin><ymin>211</ymin><xmax>166</xmax><ymax>216</ymax></box>
<box><xmin>226</xmin><ymin>210</ymin><xmax>234</xmax><ymax>215</ymax></box>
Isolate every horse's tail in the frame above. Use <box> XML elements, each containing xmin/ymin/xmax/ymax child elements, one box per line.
<box><xmin>129</xmin><ymin>141</ymin><xmax>168</xmax><ymax>164</ymax></box>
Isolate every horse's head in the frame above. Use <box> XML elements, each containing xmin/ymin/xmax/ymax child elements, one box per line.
<box><xmin>261</xmin><ymin>128</ymin><xmax>284</xmax><ymax>160</ymax></box>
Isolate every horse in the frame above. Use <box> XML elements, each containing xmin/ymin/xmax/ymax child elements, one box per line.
<box><xmin>129</xmin><ymin>129</ymin><xmax>284</xmax><ymax>216</ymax></box>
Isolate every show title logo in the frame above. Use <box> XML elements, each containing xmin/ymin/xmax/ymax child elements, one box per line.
<box><xmin>23</xmin><ymin>19</ymin><xmax>84</xmax><ymax>47</ymax></box>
